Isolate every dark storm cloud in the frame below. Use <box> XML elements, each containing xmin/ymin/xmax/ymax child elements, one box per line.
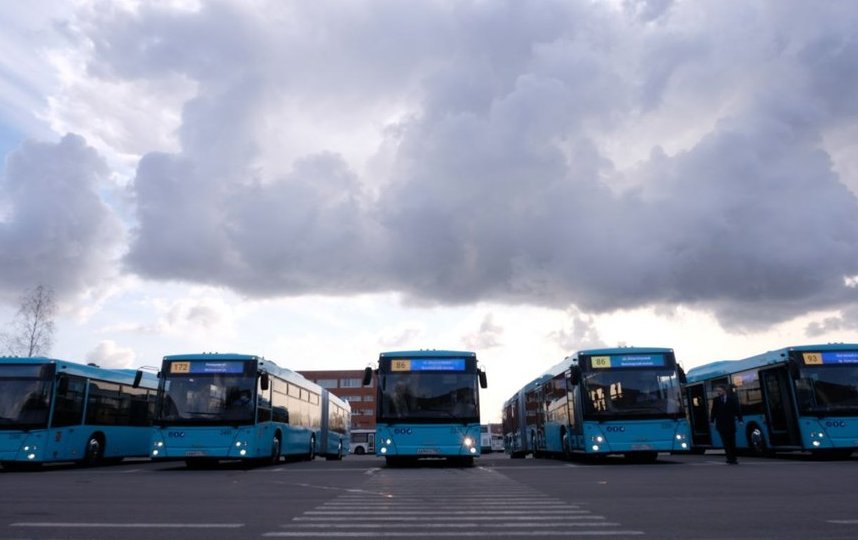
<box><xmin>65</xmin><ymin>0</ymin><xmax>858</xmax><ymax>328</ymax></box>
<box><xmin>0</xmin><ymin>134</ymin><xmax>123</xmax><ymax>299</ymax></box>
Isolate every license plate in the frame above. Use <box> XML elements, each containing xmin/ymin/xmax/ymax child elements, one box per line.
<box><xmin>631</xmin><ymin>444</ymin><xmax>652</xmax><ymax>450</ymax></box>
<box><xmin>416</xmin><ymin>448</ymin><xmax>439</xmax><ymax>455</ymax></box>
<box><xmin>185</xmin><ymin>450</ymin><xmax>207</xmax><ymax>456</ymax></box>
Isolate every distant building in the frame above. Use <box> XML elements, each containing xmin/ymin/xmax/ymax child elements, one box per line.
<box><xmin>299</xmin><ymin>369</ymin><xmax>376</xmax><ymax>429</ymax></box>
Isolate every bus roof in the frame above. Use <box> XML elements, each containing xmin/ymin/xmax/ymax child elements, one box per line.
<box><xmin>379</xmin><ymin>350</ymin><xmax>476</xmax><ymax>359</ymax></box>
<box><xmin>0</xmin><ymin>356</ymin><xmax>158</xmax><ymax>388</ymax></box>
<box><xmin>542</xmin><ymin>347</ymin><xmax>675</xmax><ymax>378</ymax></box>
<box><xmin>685</xmin><ymin>343</ymin><xmax>858</xmax><ymax>383</ymax></box>
<box><xmin>163</xmin><ymin>353</ymin><xmax>259</xmax><ymax>361</ymax></box>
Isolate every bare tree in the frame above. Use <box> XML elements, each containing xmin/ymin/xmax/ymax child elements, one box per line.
<box><xmin>2</xmin><ymin>285</ymin><xmax>57</xmax><ymax>357</ymax></box>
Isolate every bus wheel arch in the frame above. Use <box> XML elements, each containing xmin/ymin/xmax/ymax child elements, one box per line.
<box><xmin>270</xmin><ymin>431</ymin><xmax>282</xmax><ymax>464</ymax></box>
<box><xmin>83</xmin><ymin>432</ymin><xmax>105</xmax><ymax>466</ymax></box>
<box><xmin>307</xmin><ymin>435</ymin><xmax>316</xmax><ymax>461</ymax></box>
<box><xmin>326</xmin><ymin>439</ymin><xmax>344</xmax><ymax>461</ymax></box>
<box><xmin>560</xmin><ymin>427</ymin><xmax>570</xmax><ymax>458</ymax></box>
<box><xmin>354</xmin><ymin>445</ymin><xmax>365</xmax><ymax>455</ymax></box>
<box><xmin>746</xmin><ymin>423</ymin><xmax>769</xmax><ymax>457</ymax></box>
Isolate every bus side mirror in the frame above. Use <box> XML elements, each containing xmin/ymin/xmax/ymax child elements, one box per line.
<box><xmin>677</xmin><ymin>366</ymin><xmax>687</xmax><ymax>385</ymax></box>
<box><xmin>479</xmin><ymin>369</ymin><xmax>488</xmax><ymax>389</ymax></box>
<box><xmin>260</xmin><ymin>372</ymin><xmax>270</xmax><ymax>391</ymax></box>
<box><xmin>568</xmin><ymin>367</ymin><xmax>580</xmax><ymax>386</ymax></box>
<box><xmin>362</xmin><ymin>367</ymin><xmax>373</xmax><ymax>386</ymax></box>
<box><xmin>132</xmin><ymin>369</ymin><xmax>144</xmax><ymax>388</ymax></box>
<box><xmin>57</xmin><ymin>374</ymin><xmax>69</xmax><ymax>394</ymax></box>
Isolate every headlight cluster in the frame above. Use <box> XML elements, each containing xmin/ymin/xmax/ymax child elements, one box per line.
<box><xmin>22</xmin><ymin>444</ymin><xmax>38</xmax><ymax>460</ymax></box>
<box><xmin>590</xmin><ymin>435</ymin><xmax>604</xmax><ymax>452</ymax></box>
<box><xmin>380</xmin><ymin>438</ymin><xmax>393</xmax><ymax>454</ymax></box>
<box><xmin>810</xmin><ymin>432</ymin><xmax>825</xmax><ymax>448</ymax></box>
<box><xmin>675</xmin><ymin>433</ymin><xmax>689</xmax><ymax>450</ymax></box>
<box><xmin>151</xmin><ymin>440</ymin><xmax>164</xmax><ymax>457</ymax></box>
<box><xmin>235</xmin><ymin>440</ymin><xmax>248</xmax><ymax>456</ymax></box>
<box><xmin>463</xmin><ymin>437</ymin><xmax>477</xmax><ymax>454</ymax></box>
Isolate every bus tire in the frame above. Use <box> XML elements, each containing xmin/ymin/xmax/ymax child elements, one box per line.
<box><xmin>82</xmin><ymin>433</ymin><xmax>104</xmax><ymax>467</ymax></box>
<box><xmin>747</xmin><ymin>424</ymin><xmax>770</xmax><ymax>457</ymax></box>
<box><xmin>354</xmin><ymin>445</ymin><xmax>365</xmax><ymax>455</ymax></box>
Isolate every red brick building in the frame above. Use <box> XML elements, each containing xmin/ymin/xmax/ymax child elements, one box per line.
<box><xmin>299</xmin><ymin>369</ymin><xmax>376</xmax><ymax>429</ymax></box>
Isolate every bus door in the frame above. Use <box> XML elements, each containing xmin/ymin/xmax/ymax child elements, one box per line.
<box><xmin>760</xmin><ymin>367</ymin><xmax>801</xmax><ymax>447</ymax></box>
<box><xmin>367</xmin><ymin>432</ymin><xmax>375</xmax><ymax>453</ymax></box>
<box><xmin>686</xmin><ymin>383</ymin><xmax>711</xmax><ymax>446</ymax></box>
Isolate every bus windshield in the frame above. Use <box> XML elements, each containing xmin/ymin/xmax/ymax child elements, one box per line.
<box><xmin>379</xmin><ymin>372</ymin><xmax>479</xmax><ymax>423</ymax></box>
<box><xmin>0</xmin><ymin>364</ymin><xmax>54</xmax><ymax>430</ymax></box>
<box><xmin>795</xmin><ymin>365</ymin><xmax>858</xmax><ymax>415</ymax></box>
<box><xmin>157</xmin><ymin>372</ymin><xmax>256</xmax><ymax>426</ymax></box>
<box><xmin>582</xmin><ymin>369</ymin><xmax>683</xmax><ymax>419</ymax></box>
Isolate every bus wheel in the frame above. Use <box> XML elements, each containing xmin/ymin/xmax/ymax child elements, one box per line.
<box><xmin>747</xmin><ymin>424</ymin><xmax>770</xmax><ymax>457</ymax></box>
<box><xmin>307</xmin><ymin>436</ymin><xmax>316</xmax><ymax>461</ymax></box>
<box><xmin>82</xmin><ymin>434</ymin><xmax>104</xmax><ymax>467</ymax></box>
<box><xmin>354</xmin><ymin>446</ymin><xmax>365</xmax><ymax>455</ymax></box>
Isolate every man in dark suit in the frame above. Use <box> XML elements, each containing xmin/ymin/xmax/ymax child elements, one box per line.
<box><xmin>710</xmin><ymin>384</ymin><xmax>744</xmax><ymax>464</ymax></box>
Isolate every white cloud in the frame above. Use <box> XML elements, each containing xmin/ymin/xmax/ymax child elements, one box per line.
<box><xmin>0</xmin><ymin>134</ymin><xmax>124</xmax><ymax>301</ymax></box>
<box><xmin>3</xmin><ymin>0</ymin><xmax>858</xmax><ymax>337</ymax></box>
<box><xmin>86</xmin><ymin>339</ymin><xmax>136</xmax><ymax>369</ymax></box>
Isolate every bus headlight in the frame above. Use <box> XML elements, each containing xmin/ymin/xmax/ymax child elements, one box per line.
<box><xmin>152</xmin><ymin>439</ymin><xmax>165</xmax><ymax>457</ymax></box>
<box><xmin>675</xmin><ymin>434</ymin><xmax>685</xmax><ymax>440</ymax></box>
<box><xmin>380</xmin><ymin>447</ymin><xmax>388</xmax><ymax>454</ymax></box>
<box><xmin>591</xmin><ymin>435</ymin><xmax>604</xmax><ymax>443</ymax></box>
<box><xmin>592</xmin><ymin>445</ymin><xmax>600</xmax><ymax>451</ymax></box>
<box><xmin>469</xmin><ymin>447</ymin><xmax>477</xmax><ymax>454</ymax></box>
<box><xmin>463</xmin><ymin>437</ymin><xmax>474</xmax><ymax>447</ymax></box>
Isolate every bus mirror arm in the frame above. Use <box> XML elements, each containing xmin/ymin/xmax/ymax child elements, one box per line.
<box><xmin>260</xmin><ymin>372</ymin><xmax>270</xmax><ymax>391</ymax></box>
<box><xmin>362</xmin><ymin>367</ymin><xmax>373</xmax><ymax>386</ymax></box>
<box><xmin>57</xmin><ymin>374</ymin><xmax>69</xmax><ymax>394</ymax></box>
<box><xmin>677</xmin><ymin>366</ymin><xmax>687</xmax><ymax>385</ymax></box>
<box><xmin>568</xmin><ymin>367</ymin><xmax>580</xmax><ymax>386</ymax></box>
<box><xmin>479</xmin><ymin>369</ymin><xmax>488</xmax><ymax>389</ymax></box>
<box><xmin>132</xmin><ymin>370</ymin><xmax>144</xmax><ymax>388</ymax></box>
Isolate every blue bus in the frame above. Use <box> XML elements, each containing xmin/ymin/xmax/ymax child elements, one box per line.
<box><xmin>535</xmin><ymin>347</ymin><xmax>689</xmax><ymax>462</ymax></box>
<box><xmin>149</xmin><ymin>353</ymin><xmax>350</xmax><ymax>467</ymax></box>
<box><xmin>362</xmin><ymin>350</ymin><xmax>487</xmax><ymax>466</ymax></box>
<box><xmin>685</xmin><ymin>343</ymin><xmax>858</xmax><ymax>458</ymax></box>
<box><xmin>501</xmin><ymin>374</ymin><xmax>551</xmax><ymax>458</ymax></box>
<box><xmin>1</xmin><ymin>356</ymin><xmax>158</xmax><ymax>470</ymax></box>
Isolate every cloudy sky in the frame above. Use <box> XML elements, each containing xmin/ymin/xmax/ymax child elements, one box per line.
<box><xmin>2</xmin><ymin>0</ymin><xmax>858</xmax><ymax>421</ymax></box>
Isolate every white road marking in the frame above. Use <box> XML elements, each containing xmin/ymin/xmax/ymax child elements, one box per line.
<box><xmin>10</xmin><ymin>523</ymin><xmax>244</xmax><ymax>529</ymax></box>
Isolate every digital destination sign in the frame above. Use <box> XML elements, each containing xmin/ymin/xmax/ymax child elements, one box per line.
<box><xmin>389</xmin><ymin>359</ymin><xmax>466</xmax><ymax>372</ymax></box>
<box><xmin>802</xmin><ymin>351</ymin><xmax>858</xmax><ymax>366</ymax></box>
<box><xmin>589</xmin><ymin>354</ymin><xmax>667</xmax><ymax>369</ymax></box>
<box><xmin>169</xmin><ymin>361</ymin><xmax>246</xmax><ymax>375</ymax></box>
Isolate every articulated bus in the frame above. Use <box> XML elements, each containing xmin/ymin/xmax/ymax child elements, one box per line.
<box><xmin>1</xmin><ymin>357</ymin><xmax>158</xmax><ymax>469</ymax></box>
<box><xmin>536</xmin><ymin>347</ymin><xmax>690</xmax><ymax>462</ymax></box>
<box><xmin>362</xmin><ymin>350</ymin><xmax>487</xmax><ymax>466</ymax></box>
<box><xmin>685</xmin><ymin>343</ymin><xmax>858</xmax><ymax>458</ymax></box>
<box><xmin>149</xmin><ymin>353</ymin><xmax>350</xmax><ymax>467</ymax></box>
<box><xmin>501</xmin><ymin>374</ymin><xmax>550</xmax><ymax>458</ymax></box>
